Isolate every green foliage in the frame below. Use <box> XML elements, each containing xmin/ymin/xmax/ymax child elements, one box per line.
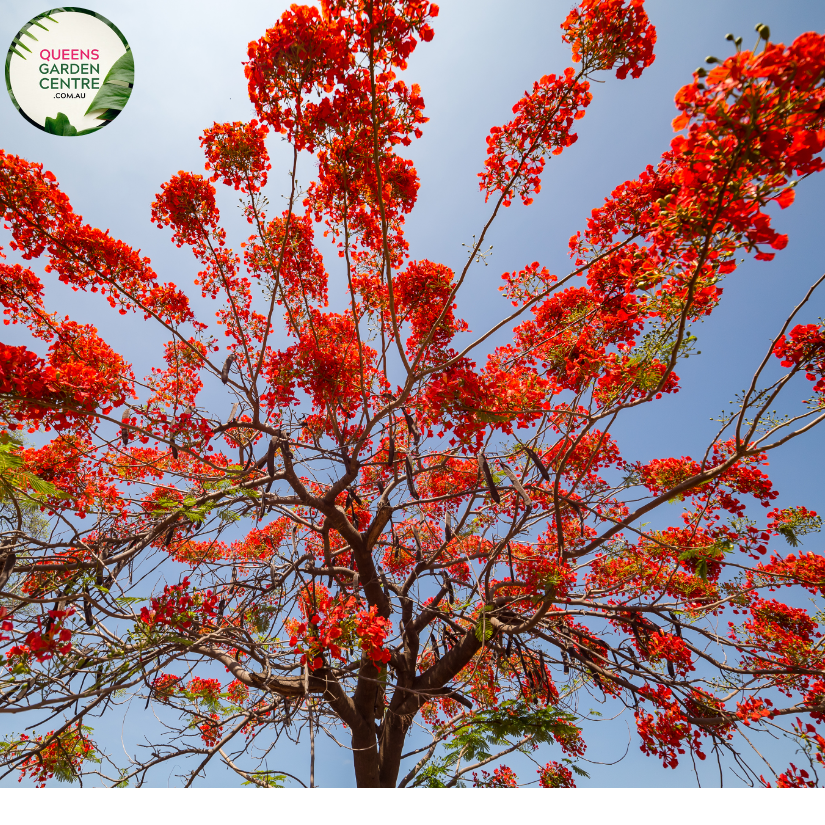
<box><xmin>475</xmin><ymin>606</ymin><xmax>494</xmax><ymax>642</ymax></box>
<box><xmin>44</xmin><ymin>112</ymin><xmax>77</xmax><ymax>136</ymax></box>
<box><xmin>149</xmin><ymin>487</ymin><xmax>260</xmax><ymax>527</ymax></box>
<box><xmin>414</xmin><ymin>701</ymin><xmax>582</xmax><ymax>787</ymax></box>
<box><xmin>0</xmin><ymin>439</ymin><xmax>66</xmax><ymax>591</ymax></box>
<box><xmin>85</xmin><ymin>50</ymin><xmax>133</xmax><ymax>121</ymax></box>
<box><xmin>413</xmin><ymin>760</ymin><xmax>453</xmax><ymax>788</ymax></box>
<box><xmin>448</xmin><ymin>701</ymin><xmax>580</xmax><ymax>761</ymax></box>
<box><xmin>249</xmin><ymin>603</ymin><xmax>274</xmax><ymax>635</ymax></box>
<box><xmin>678</xmin><ymin>538</ymin><xmax>733</xmax><ymax>581</ymax></box>
<box><xmin>0</xmin><ymin>440</ymin><xmax>69</xmax><ymax>504</ymax></box>
<box><xmin>241</xmin><ymin>771</ymin><xmax>287</xmax><ymax>788</ymax></box>
<box><xmin>774</xmin><ymin>507</ymin><xmax>822</xmax><ymax>548</ymax></box>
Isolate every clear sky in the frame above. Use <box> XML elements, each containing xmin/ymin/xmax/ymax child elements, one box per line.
<box><xmin>2</xmin><ymin>0</ymin><xmax>825</xmax><ymax>787</ymax></box>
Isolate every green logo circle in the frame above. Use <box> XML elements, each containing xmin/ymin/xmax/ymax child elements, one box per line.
<box><xmin>5</xmin><ymin>8</ymin><xmax>133</xmax><ymax>136</ymax></box>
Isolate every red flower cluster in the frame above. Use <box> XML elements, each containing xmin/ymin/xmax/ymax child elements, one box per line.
<box><xmin>480</xmin><ymin>0</ymin><xmax>655</xmax><ymax>208</ymax></box>
<box><xmin>635</xmin><ymin>686</ymin><xmax>693</xmax><ymax>769</ymax></box>
<box><xmin>201</xmin><ymin>119</ymin><xmax>271</xmax><ymax>193</ymax></box>
<box><xmin>472</xmin><ymin>765</ymin><xmax>518</xmax><ymax>787</ymax></box>
<box><xmin>561</xmin><ymin>0</ymin><xmax>656</xmax><ymax>79</ymax></box>
<box><xmin>774</xmin><ymin>323</ymin><xmax>825</xmax><ymax>393</ymax></box>
<box><xmin>288</xmin><ymin>589</ymin><xmax>355</xmax><ymax>668</ymax></box>
<box><xmin>0</xmin><ymin>608</ymin><xmax>11</xmax><ymax>643</ymax></box>
<box><xmin>151</xmin><ymin>172</ymin><xmax>220</xmax><ymax>249</ymax></box>
<box><xmin>198</xmin><ymin>712</ymin><xmax>223</xmax><ymax>747</ymax></box>
<box><xmin>288</xmin><ymin>591</ymin><xmax>391</xmax><ymax>669</ymax></box>
<box><xmin>7</xmin><ymin>608</ymin><xmax>74</xmax><ymax>663</ymax></box>
<box><xmin>355</xmin><ymin>605</ymin><xmax>392</xmax><ymax>666</ymax></box>
<box><xmin>16</xmin><ymin>725</ymin><xmax>96</xmax><ymax>787</ymax></box>
<box><xmin>139</xmin><ymin>578</ymin><xmax>218</xmax><ymax>631</ymax></box>
<box><xmin>187</xmin><ymin>676</ymin><xmax>222</xmax><ymax>703</ymax></box>
<box><xmin>645</xmin><ymin>632</ymin><xmax>695</xmax><ymax>676</ymax></box>
<box><xmin>0</xmin><ymin>151</ymin><xmax>194</xmax><ymax>327</ymax></box>
<box><xmin>151</xmin><ymin>674</ymin><xmax>181</xmax><ymax>703</ymax></box>
<box><xmin>479</xmin><ymin>69</ymin><xmax>592</xmax><ymax>207</ymax></box>
<box><xmin>537</xmin><ymin>760</ymin><xmax>577</xmax><ymax>788</ymax></box>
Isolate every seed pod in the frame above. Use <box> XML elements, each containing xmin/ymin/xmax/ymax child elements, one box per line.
<box><xmin>442</xmin><ymin>572</ymin><xmax>454</xmax><ymax>604</ymax></box>
<box><xmin>500</xmin><ymin>461</ymin><xmax>532</xmax><ymax>511</ymax></box>
<box><xmin>505</xmin><ymin>634</ymin><xmax>513</xmax><ymax>657</ymax></box>
<box><xmin>507</xmin><ymin>542</ymin><xmax>515</xmax><ymax>580</ymax></box>
<box><xmin>404</xmin><ymin>456</ymin><xmax>419</xmax><ymax>500</ymax></box>
<box><xmin>667</xmin><ymin>659</ymin><xmax>675</xmax><ymax>680</ymax></box>
<box><xmin>669</xmin><ymin>612</ymin><xmax>683</xmax><ymax>638</ymax></box>
<box><xmin>402</xmin><ymin>409</ymin><xmax>420</xmax><ymax>444</ymax></box>
<box><xmin>590</xmin><ymin>666</ymin><xmax>604</xmax><ymax>691</ymax></box>
<box><xmin>477</xmin><ymin>452</ymin><xmax>501</xmax><ymax>504</ymax></box>
<box><xmin>44</xmin><ymin>614</ymin><xmax>53</xmax><ymax>635</ymax></box>
<box><xmin>0</xmin><ymin>551</ymin><xmax>15</xmax><ymax>591</ymax></box>
<box><xmin>221</xmin><ymin>353</ymin><xmax>235</xmax><ymax>384</ymax></box>
<box><xmin>380</xmin><ymin>571</ymin><xmax>390</xmax><ymax>599</ymax></box>
<box><xmin>523</xmin><ymin>445</ymin><xmax>550</xmax><ymax>482</ymax></box>
<box><xmin>83</xmin><ymin>594</ymin><xmax>93</xmax><ymax>628</ymax></box>
<box><xmin>444</xmin><ymin>512</ymin><xmax>453</xmax><ymax>543</ymax></box>
<box><xmin>513</xmin><ymin>638</ymin><xmax>531</xmax><ymax>688</ymax></box>
<box><xmin>376</xmin><ymin>478</ymin><xmax>385</xmax><ymax>495</ymax></box>
<box><xmin>120</xmin><ymin>417</ymin><xmax>130</xmax><ymax>447</ymax></box>
<box><xmin>276</xmin><ymin>428</ymin><xmax>293</xmax><ymax>460</ymax></box>
<box><xmin>218</xmin><ymin>598</ymin><xmax>225</xmax><ymax>619</ymax></box>
<box><xmin>266</xmin><ymin>437</ymin><xmax>276</xmax><ymax>478</ymax></box>
<box><xmin>569</xmin><ymin>499</ymin><xmax>585</xmax><ymax>537</ymax></box>
<box><xmin>164</xmin><ymin>526</ymin><xmax>175</xmax><ymax>547</ymax></box>
<box><xmin>320</xmin><ymin>529</ymin><xmax>333</xmax><ymax>585</ymax></box>
<box><xmin>386</xmin><ymin>434</ymin><xmax>396</xmax><ymax>466</ymax></box>
<box><xmin>413</xmin><ymin>527</ymin><xmax>423</xmax><ymax>564</ymax></box>
<box><xmin>227</xmin><ymin>403</ymin><xmax>239</xmax><ymax>424</ymax></box>
<box><xmin>392</xmin><ymin>530</ymin><xmax>400</xmax><ymax>563</ymax></box>
<box><xmin>170</xmin><ymin>438</ymin><xmax>179</xmax><ymax>460</ymax></box>
<box><xmin>562</xmin><ymin>648</ymin><xmax>570</xmax><ymax>674</ymax></box>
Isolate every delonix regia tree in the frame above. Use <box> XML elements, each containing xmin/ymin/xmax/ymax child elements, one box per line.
<box><xmin>1</xmin><ymin>0</ymin><xmax>825</xmax><ymax>789</ymax></box>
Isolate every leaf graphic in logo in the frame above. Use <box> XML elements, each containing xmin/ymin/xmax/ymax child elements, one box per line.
<box><xmin>44</xmin><ymin>112</ymin><xmax>78</xmax><ymax>136</ymax></box>
<box><xmin>85</xmin><ymin>50</ymin><xmax>133</xmax><ymax>121</ymax></box>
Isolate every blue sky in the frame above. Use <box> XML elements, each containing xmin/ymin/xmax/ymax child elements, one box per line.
<box><xmin>2</xmin><ymin>0</ymin><xmax>825</xmax><ymax>787</ymax></box>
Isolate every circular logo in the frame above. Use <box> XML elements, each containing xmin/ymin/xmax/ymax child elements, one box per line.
<box><xmin>5</xmin><ymin>8</ymin><xmax>133</xmax><ymax>136</ymax></box>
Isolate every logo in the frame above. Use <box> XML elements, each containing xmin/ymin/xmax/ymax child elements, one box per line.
<box><xmin>5</xmin><ymin>8</ymin><xmax>133</xmax><ymax>136</ymax></box>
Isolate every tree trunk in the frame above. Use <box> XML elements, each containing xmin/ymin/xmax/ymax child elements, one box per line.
<box><xmin>352</xmin><ymin>727</ymin><xmax>381</xmax><ymax>787</ymax></box>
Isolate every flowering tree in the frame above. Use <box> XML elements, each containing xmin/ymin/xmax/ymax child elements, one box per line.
<box><xmin>1</xmin><ymin>0</ymin><xmax>825</xmax><ymax>788</ymax></box>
